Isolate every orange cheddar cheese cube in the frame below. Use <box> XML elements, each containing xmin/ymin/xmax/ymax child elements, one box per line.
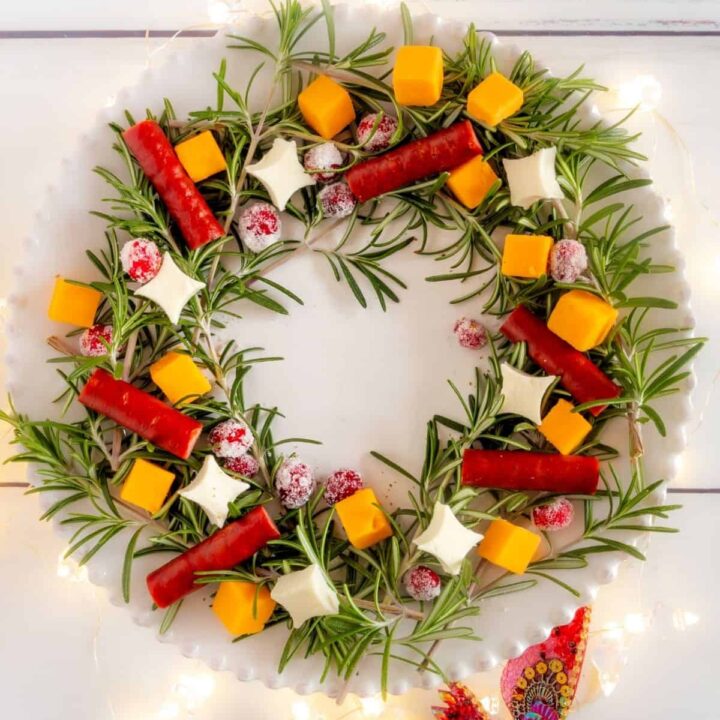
<box><xmin>467</xmin><ymin>72</ymin><xmax>524</xmax><ymax>127</ymax></box>
<box><xmin>213</xmin><ymin>581</ymin><xmax>276</xmax><ymax>636</ymax></box>
<box><xmin>501</xmin><ymin>234</ymin><xmax>553</xmax><ymax>278</ymax></box>
<box><xmin>298</xmin><ymin>75</ymin><xmax>355</xmax><ymax>140</ymax></box>
<box><xmin>538</xmin><ymin>399</ymin><xmax>592</xmax><ymax>455</ymax></box>
<box><xmin>547</xmin><ymin>289</ymin><xmax>618</xmax><ymax>351</ymax></box>
<box><xmin>447</xmin><ymin>156</ymin><xmax>499</xmax><ymax>209</ymax></box>
<box><xmin>392</xmin><ymin>45</ymin><xmax>444</xmax><ymax>106</ymax></box>
<box><xmin>334</xmin><ymin>488</ymin><xmax>393</xmax><ymax>550</ymax></box>
<box><xmin>174</xmin><ymin>130</ymin><xmax>227</xmax><ymax>183</ymax></box>
<box><xmin>477</xmin><ymin>518</ymin><xmax>541</xmax><ymax>574</ymax></box>
<box><xmin>120</xmin><ymin>458</ymin><xmax>175</xmax><ymax>514</ymax></box>
<box><xmin>48</xmin><ymin>277</ymin><xmax>102</xmax><ymax>328</ymax></box>
<box><xmin>149</xmin><ymin>351</ymin><xmax>212</xmax><ymax>406</ymax></box>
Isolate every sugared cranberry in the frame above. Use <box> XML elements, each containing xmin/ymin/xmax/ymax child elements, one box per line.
<box><xmin>237</xmin><ymin>202</ymin><xmax>282</xmax><ymax>253</ymax></box>
<box><xmin>453</xmin><ymin>317</ymin><xmax>488</xmax><ymax>350</ymax></box>
<box><xmin>224</xmin><ymin>453</ymin><xmax>259</xmax><ymax>478</ymax></box>
<box><xmin>404</xmin><ymin>566</ymin><xmax>442</xmax><ymax>601</ymax></box>
<box><xmin>549</xmin><ymin>239</ymin><xmax>587</xmax><ymax>283</ymax></box>
<box><xmin>356</xmin><ymin>113</ymin><xmax>398</xmax><ymax>152</ymax></box>
<box><xmin>303</xmin><ymin>142</ymin><xmax>345</xmax><ymax>183</ymax></box>
<box><xmin>120</xmin><ymin>238</ymin><xmax>163</xmax><ymax>284</ymax></box>
<box><xmin>275</xmin><ymin>458</ymin><xmax>316</xmax><ymax>509</ymax></box>
<box><xmin>79</xmin><ymin>324</ymin><xmax>113</xmax><ymax>357</ymax></box>
<box><xmin>208</xmin><ymin>419</ymin><xmax>254</xmax><ymax>459</ymax></box>
<box><xmin>532</xmin><ymin>497</ymin><xmax>575</xmax><ymax>532</ymax></box>
<box><xmin>318</xmin><ymin>182</ymin><xmax>357</xmax><ymax>218</ymax></box>
<box><xmin>323</xmin><ymin>469</ymin><xmax>364</xmax><ymax>505</ymax></box>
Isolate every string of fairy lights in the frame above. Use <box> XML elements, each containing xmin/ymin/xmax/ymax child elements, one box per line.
<box><xmin>0</xmin><ymin>3</ymin><xmax>713</xmax><ymax>718</ymax></box>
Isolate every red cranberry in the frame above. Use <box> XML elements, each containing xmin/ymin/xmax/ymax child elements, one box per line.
<box><xmin>453</xmin><ymin>317</ymin><xmax>488</xmax><ymax>350</ymax></box>
<box><xmin>532</xmin><ymin>497</ymin><xmax>575</xmax><ymax>532</ymax></box>
<box><xmin>303</xmin><ymin>142</ymin><xmax>345</xmax><ymax>183</ymax></box>
<box><xmin>549</xmin><ymin>239</ymin><xmax>587</xmax><ymax>283</ymax></box>
<box><xmin>224</xmin><ymin>453</ymin><xmax>260</xmax><ymax>478</ymax></box>
<box><xmin>324</xmin><ymin>469</ymin><xmax>364</xmax><ymax>505</ymax></box>
<box><xmin>317</xmin><ymin>182</ymin><xmax>357</xmax><ymax>218</ymax></box>
<box><xmin>275</xmin><ymin>458</ymin><xmax>316</xmax><ymax>509</ymax></box>
<box><xmin>209</xmin><ymin>419</ymin><xmax>254</xmax><ymax>459</ymax></box>
<box><xmin>356</xmin><ymin>113</ymin><xmax>398</xmax><ymax>152</ymax></box>
<box><xmin>79</xmin><ymin>324</ymin><xmax>113</xmax><ymax>357</ymax></box>
<box><xmin>404</xmin><ymin>565</ymin><xmax>442</xmax><ymax>601</ymax></box>
<box><xmin>120</xmin><ymin>238</ymin><xmax>163</xmax><ymax>284</ymax></box>
<box><xmin>237</xmin><ymin>202</ymin><xmax>281</xmax><ymax>253</ymax></box>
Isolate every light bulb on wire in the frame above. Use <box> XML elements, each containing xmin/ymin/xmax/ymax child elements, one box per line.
<box><xmin>156</xmin><ymin>701</ymin><xmax>180</xmax><ymax>720</ymax></box>
<box><xmin>359</xmin><ymin>696</ymin><xmax>385</xmax><ymax>717</ymax></box>
<box><xmin>208</xmin><ymin>0</ymin><xmax>233</xmax><ymax>23</ymax></box>
<box><xmin>56</xmin><ymin>550</ymin><xmax>89</xmax><ymax>582</ymax></box>
<box><xmin>616</xmin><ymin>74</ymin><xmax>662</xmax><ymax>111</ymax></box>
<box><xmin>673</xmin><ymin>608</ymin><xmax>700</xmax><ymax>631</ymax></box>
<box><xmin>173</xmin><ymin>672</ymin><xmax>215</xmax><ymax>710</ymax></box>
<box><xmin>292</xmin><ymin>702</ymin><xmax>312</xmax><ymax>720</ymax></box>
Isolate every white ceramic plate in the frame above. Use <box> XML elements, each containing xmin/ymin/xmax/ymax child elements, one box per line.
<box><xmin>6</xmin><ymin>3</ymin><xmax>695</xmax><ymax>697</ymax></box>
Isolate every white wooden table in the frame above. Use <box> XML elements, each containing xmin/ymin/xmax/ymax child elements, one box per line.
<box><xmin>1</xmin><ymin>2</ymin><xmax>719</xmax><ymax>718</ymax></box>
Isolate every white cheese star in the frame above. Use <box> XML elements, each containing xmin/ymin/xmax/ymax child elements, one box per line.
<box><xmin>246</xmin><ymin>138</ymin><xmax>316</xmax><ymax>210</ymax></box>
<box><xmin>499</xmin><ymin>363</ymin><xmax>557</xmax><ymax>425</ymax></box>
<box><xmin>178</xmin><ymin>455</ymin><xmax>250</xmax><ymax>528</ymax></box>
<box><xmin>502</xmin><ymin>146</ymin><xmax>564</xmax><ymax>209</ymax></box>
<box><xmin>413</xmin><ymin>502</ymin><xmax>483</xmax><ymax>576</ymax></box>
<box><xmin>270</xmin><ymin>564</ymin><xmax>339</xmax><ymax>627</ymax></box>
<box><xmin>135</xmin><ymin>252</ymin><xmax>205</xmax><ymax>324</ymax></box>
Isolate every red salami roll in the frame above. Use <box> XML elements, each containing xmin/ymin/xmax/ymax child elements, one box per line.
<box><xmin>78</xmin><ymin>368</ymin><xmax>202</xmax><ymax>460</ymax></box>
<box><xmin>122</xmin><ymin>120</ymin><xmax>225</xmax><ymax>250</ymax></box>
<box><xmin>345</xmin><ymin>120</ymin><xmax>483</xmax><ymax>202</ymax></box>
<box><xmin>146</xmin><ymin>506</ymin><xmax>280</xmax><ymax>608</ymax></box>
<box><xmin>461</xmin><ymin>449</ymin><xmax>599</xmax><ymax>495</ymax></box>
<box><xmin>500</xmin><ymin>305</ymin><xmax>621</xmax><ymax>416</ymax></box>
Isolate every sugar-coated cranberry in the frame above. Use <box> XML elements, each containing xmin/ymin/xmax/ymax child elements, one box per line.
<box><xmin>275</xmin><ymin>458</ymin><xmax>316</xmax><ymax>509</ymax></box>
<box><xmin>356</xmin><ymin>113</ymin><xmax>398</xmax><ymax>152</ymax></box>
<box><xmin>323</xmin><ymin>469</ymin><xmax>364</xmax><ymax>505</ymax></box>
<box><xmin>532</xmin><ymin>497</ymin><xmax>575</xmax><ymax>532</ymax></box>
<box><xmin>237</xmin><ymin>202</ymin><xmax>282</xmax><ymax>253</ymax></box>
<box><xmin>303</xmin><ymin>142</ymin><xmax>345</xmax><ymax>183</ymax></box>
<box><xmin>317</xmin><ymin>182</ymin><xmax>357</xmax><ymax>218</ymax></box>
<box><xmin>209</xmin><ymin>419</ymin><xmax>254</xmax><ymax>459</ymax></box>
<box><xmin>549</xmin><ymin>239</ymin><xmax>588</xmax><ymax>283</ymax></box>
<box><xmin>120</xmin><ymin>238</ymin><xmax>163</xmax><ymax>284</ymax></box>
<box><xmin>224</xmin><ymin>453</ymin><xmax>260</xmax><ymax>478</ymax></box>
<box><xmin>404</xmin><ymin>565</ymin><xmax>442</xmax><ymax>601</ymax></box>
<box><xmin>453</xmin><ymin>317</ymin><xmax>488</xmax><ymax>350</ymax></box>
<box><xmin>79</xmin><ymin>324</ymin><xmax>113</xmax><ymax>357</ymax></box>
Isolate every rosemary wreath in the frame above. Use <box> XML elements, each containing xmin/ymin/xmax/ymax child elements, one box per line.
<box><xmin>1</xmin><ymin>0</ymin><xmax>704</xmax><ymax>693</ymax></box>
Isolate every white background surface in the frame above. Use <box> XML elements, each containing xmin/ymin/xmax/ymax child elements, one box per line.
<box><xmin>1</xmin><ymin>1</ymin><xmax>720</xmax><ymax>718</ymax></box>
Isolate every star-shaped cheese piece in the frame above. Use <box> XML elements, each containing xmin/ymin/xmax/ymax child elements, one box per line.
<box><xmin>178</xmin><ymin>455</ymin><xmax>250</xmax><ymax>528</ymax></box>
<box><xmin>502</xmin><ymin>146</ymin><xmax>564</xmax><ymax>209</ymax></box>
<box><xmin>413</xmin><ymin>502</ymin><xmax>483</xmax><ymax>576</ymax></box>
<box><xmin>270</xmin><ymin>564</ymin><xmax>339</xmax><ymax>627</ymax></box>
<box><xmin>135</xmin><ymin>252</ymin><xmax>205</xmax><ymax>324</ymax></box>
<box><xmin>499</xmin><ymin>363</ymin><xmax>557</xmax><ymax>425</ymax></box>
<box><xmin>246</xmin><ymin>138</ymin><xmax>315</xmax><ymax>210</ymax></box>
